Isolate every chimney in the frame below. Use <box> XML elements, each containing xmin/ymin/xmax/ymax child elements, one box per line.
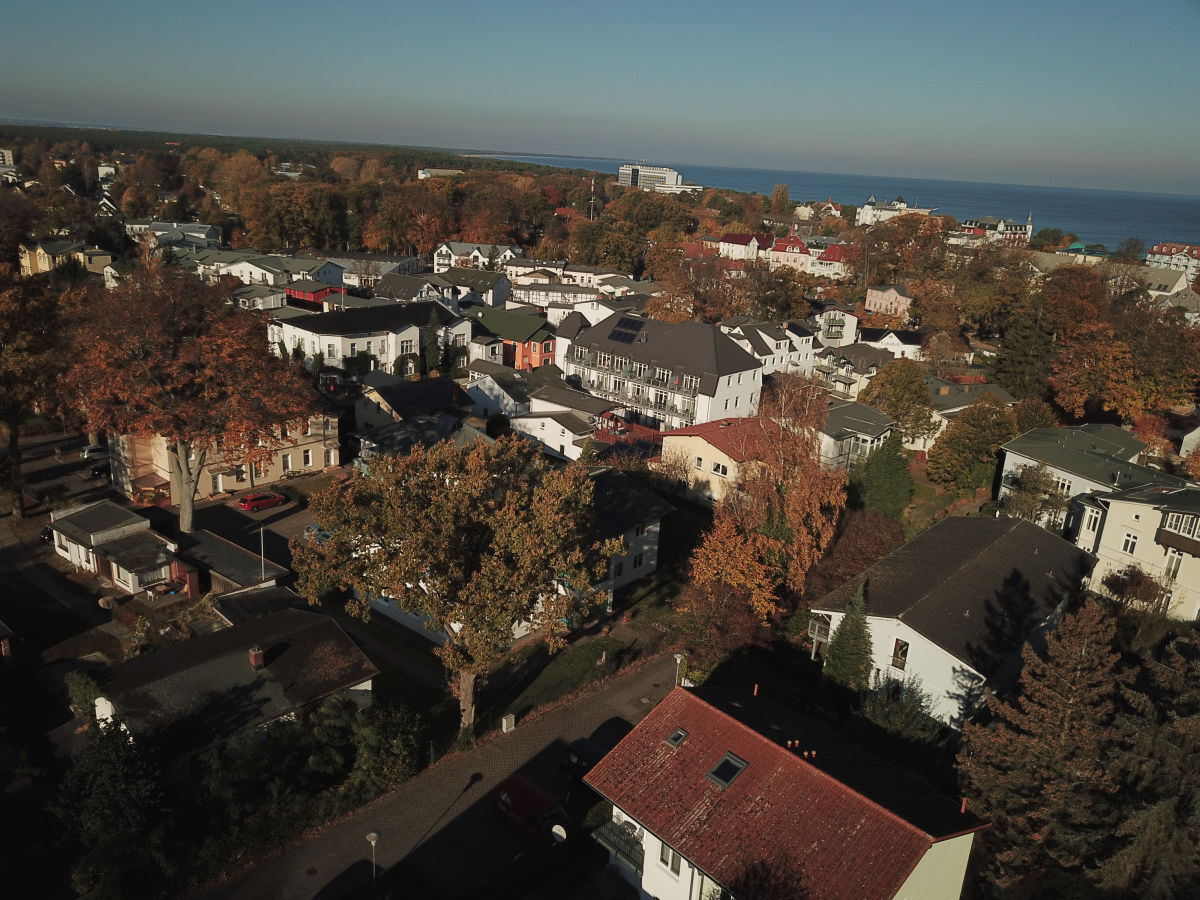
<box><xmin>249</xmin><ymin>646</ymin><xmax>265</xmax><ymax>669</ymax></box>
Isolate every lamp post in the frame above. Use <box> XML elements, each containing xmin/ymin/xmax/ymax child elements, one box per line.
<box><xmin>366</xmin><ymin>831</ymin><xmax>378</xmax><ymax>881</ymax></box>
<box><xmin>673</xmin><ymin>652</ymin><xmax>684</xmax><ymax>687</ymax></box>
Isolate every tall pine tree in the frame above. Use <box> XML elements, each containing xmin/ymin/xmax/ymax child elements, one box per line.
<box><xmin>993</xmin><ymin>306</ymin><xmax>1057</xmax><ymax>401</ymax></box>
<box><xmin>824</xmin><ymin>586</ymin><xmax>874</xmax><ymax>691</ymax></box>
<box><xmin>959</xmin><ymin>601</ymin><xmax>1124</xmax><ymax>895</ymax></box>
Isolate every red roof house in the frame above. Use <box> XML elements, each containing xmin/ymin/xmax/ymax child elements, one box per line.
<box><xmin>585</xmin><ymin>688</ymin><xmax>986</xmax><ymax>900</ymax></box>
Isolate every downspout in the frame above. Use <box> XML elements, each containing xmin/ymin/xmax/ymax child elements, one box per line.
<box><xmin>689</xmin><ymin>865</ymin><xmax>696</xmax><ymax>900</ymax></box>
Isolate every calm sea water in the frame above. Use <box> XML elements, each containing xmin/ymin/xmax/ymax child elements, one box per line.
<box><xmin>478</xmin><ymin>154</ymin><xmax>1200</xmax><ymax>250</ymax></box>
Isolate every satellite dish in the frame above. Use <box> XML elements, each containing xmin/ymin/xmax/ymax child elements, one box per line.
<box><xmin>551</xmin><ymin>824</ymin><xmax>568</xmax><ymax>843</ymax></box>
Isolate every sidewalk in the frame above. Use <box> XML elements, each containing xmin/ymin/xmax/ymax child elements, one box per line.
<box><xmin>202</xmin><ymin>653</ymin><xmax>677</xmax><ymax>900</ymax></box>
<box><xmin>0</xmin><ymin>518</ymin><xmax>109</xmax><ymax>629</ymax></box>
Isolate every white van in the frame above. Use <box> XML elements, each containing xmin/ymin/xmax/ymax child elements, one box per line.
<box><xmin>79</xmin><ymin>445</ymin><xmax>110</xmax><ymax>461</ymax></box>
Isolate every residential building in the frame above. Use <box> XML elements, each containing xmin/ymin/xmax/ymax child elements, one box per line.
<box><xmin>864</xmin><ymin>284</ymin><xmax>915</xmax><ymax>318</ymax></box>
<box><xmin>18</xmin><ymin>240</ymin><xmax>83</xmax><ymax>277</ymax></box>
<box><xmin>1070</xmin><ymin>485</ymin><xmax>1200</xmax><ymax>620</ymax></box>
<box><xmin>268</xmin><ymin>300</ymin><xmax>470</xmax><ymax>375</ymax></box>
<box><xmin>284</xmin><ymin>279</ymin><xmax>345</xmax><ymax>306</ymax></box>
<box><xmin>355</xmin><ymin>372</ymin><xmax>473</xmax><ymax>432</ymax></box>
<box><xmin>460</xmin><ymin>359</ymin><xmax>564</xmax><ymax>418</ymax></box>
<box><xmin>586</xmin><ymin>687</ymin><xmax>986</xmax><ymax>900</ymax></box>
<box><xmin>48</xmin><ymin>501</ymin><xmax>197</xmax><ymax>598</ymax></box>
<box><xmin>93</xmin><ymin>610</ymin><xmax>377</xmax><ymax>750</ymax></box>
<box><xmin>510</xmin><ymin>382</ymin><xmax>618</xmax><ymax>458</ymax></box>
<box><xmin>110</xmin><ymin>413</ymin><xmax>341</xmax><ymax>506</ymax></box>
<box><xmin>433</xmin><ymin>241</ymin><xmax>522</xmax><ymax>274</ymax></box>
<box><xmin>0</xmin><ymin>148</ymin><xmax>14</xmax><ymax>166</ymax></box>
<box><xmin>813</xmin><ymin>343</ymin><xmax>895</xmax><ymax>400</ymax></box>
<box><xmin>440</xmin><ymin>266</ymin><xmax>511</xmax><ymax>307</ymax></box>
<box><xmin>373</xmin><ymin>272</ymin><xmax>457</xmax><ymax>305</ymax></box>
<box><xmin>767</xmin><ymin>232</ymin><xmax>854</xmax><ymax>280</ymax></box>
<box><xmin>562</xmin><ymin>313</ymin><xmax>762</xmax><ymax>431</ymax></box>
<box><xmin>909</xmin><ymin>377</ymin><xmax>1016</xmax><ymax>452</ymax></box>
<box><xmin>809</xmin><ymin>303</ymin><xmax>859</xmax><ymax>347</ymax></box>
<box><xmin>1146</xmin><ymin>242</ymin><xmax>1200</xmax><ymax>281</ymax></box>
<box><xmin>467</xmin><ymin>307</ymin><xmax>556</xmax><ymax>370</ymax></box>
<box><xmin>809</xmin><ymin>517</ymin><xmax>1095</xmax><ymax>726</ymax></box>
<box><xmin>998</xmin><ymin>424</ymin><xmax>1190</xmax><ymax>527</ymax></box>
<box><xmin>174</xmin><ymin>529</ymin><xmax>289</xmax><ymax>597</ymax></box>
<box><xmin>857</xmin><ymin>327</ymin><xmax>924</xmax><ymax>360</ymax></box>
<box><xmin>718</xmin><ymin>317</ymin><xmax>817</xmax><ymax>376</ymax></box>
<box><xmin>320</xmin><ymin>252</ymin><xmax>422</xmax><ymax>288</ymax></box>
<box><xmin>659</xmin><ymin>418</ymin><xmax>762</xmax><ymax>505</ymax></box>
<box><xmin>960</xmin><ymin>215</ymin><xmax>1033</xmax><ymax>247</ymax></box>
<box><xmin>716</xmin><ymin>232</ymin><xmax>774</xmax><ymax>261</ymax></box>
<box><xmin>820</xmin><ymin>401</ymin><xmax>895</xmax><ymax>469</ymax></box>
<box><xmin>856</xmin><ymin>195</ymin><xmax>935</xmax><ymax>227</ymax></box>
<box><xmin>231</xmin><ymin>283</ymin><xmax>287</xmax><ymax>310</ymax></box>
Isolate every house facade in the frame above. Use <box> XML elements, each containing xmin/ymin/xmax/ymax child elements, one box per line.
<box><xmin>1145</xmin><ymin>243</ymin><xmax>1200</xmax><ymax>281</ymax></box>
<box><xmin>467</xmin><ymin>307</ymin><xmax>556</xmax><ymax>370</ymax></box>
<box><xmin>820</xmin><ymin>401</ymin><xmax>895</xmax><ymax>469</ymax></box>
<box><xmin>18</xmin><ymin>240</ymin><xmax>84</xmax><ymax>277</ymax></box>
<box><xmin>586</xmin><ymin>688</ymin><xmax>986</xmax><ymax>900</ymax></box>
<box><xmin>960</xmin><ymin>215</ymin><xmax>1033</xmax><ymax>247</ymax></box>
<box><xmin>813</xmin><ymin>343</ymin><xmax>895</xmax><ymax>400</ymax></box>
<box><xmin>561</xmin><ymin>313</ymin><xmax>762</xmax><ymax>431</ymax></box>
<box><xmin>433</xmin><ymin>242</ymin><xmax>522</xmax><ymax>274</ymax></box>
<box><xmin>856</xmin><ymin>195</ymin><xmax>935</xmax><ymax>227</ymax></box>
<box><xmin>718</xmin><ymin>318</ymin><xmax>817</xmax><ymax>376</ymax></box>
<box><xmin>809</xmin><ymin>517</ymin><xmax>1095</xmax><ymax>726</ymax></box>
<box><xmin>864</xmin><ymin>284</ymin><xmax>915</xmax><ymax>318</ymax></box>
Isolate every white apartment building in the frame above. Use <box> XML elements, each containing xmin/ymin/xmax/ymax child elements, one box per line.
<box><xmin>1146</xmin><ymin>242</ymin><xmax>1200</xmax><ymax>281</ymax></box>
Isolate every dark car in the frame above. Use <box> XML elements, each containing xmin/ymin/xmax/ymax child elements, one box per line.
<box><xmin>495</xmin><ymin>774</ymin><xmax>568</xmax><ymax>843</ymax></box>
<box><xmin>40</xmin><ymin>525</ymin><xmax>53</xmax><ymax>544</ymax></box>
<box><xmin>560</xmin><ymin>738</ymin><xmax>604</xmax><ymax>782</ymax></box>
<box><xmin>237</xmin><ymin>492</ymin><xmax>286</xmax><ymax>512</ymax></box>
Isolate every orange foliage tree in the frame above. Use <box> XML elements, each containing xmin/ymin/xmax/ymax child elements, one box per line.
<box><xmin>62</xmin><ymin>264</ymin><xmax>318</xmax><ymax>532</ymax></box>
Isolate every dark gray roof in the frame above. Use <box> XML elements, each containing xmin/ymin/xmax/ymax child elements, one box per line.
<box><xmin>557</xmin><ymin>311</ymin><xmax>589</xmax><ymax>341</ymax></box>
<box><xmin>216</xmin><ymin>586</ymin><xmax>308</xmax><ymax>626</ymax></box>
<box><xmin>285</xmin><ymin>278</ymin><xmax>333</xmax><ymax>293</ymax></box>
<box><xmin>813</xmin><ymin>517</ymin><xmax>1095</xmax><ymax>675</ymax></box>
<box><xmin>368</xmin><ymin>376</ymin><xmax>473</xmax><ymax>419</ymax></box>
<box><xmin>285</xmin><ymin>300</ymin><xmax>461</xmax><ymax>336</ymax></box>
<box><xmin>100</xmin><ymin>609</ymin><xmax>378</xmax><ymax>746</ymax></box>
<box><xmin>467</xmin><ymin>360</ymin><xmax>565</xmax><ymax>405</ymax></box>
<box><xmin>442</xmin><ymin>266</ymin><xmax>507</xmax><ymax>292</ymax></box>
<box><xmin>361</xmin><ymin>416</ymin><xmax>454</xmax><ymax>456</ymax></box>
<box><xmin>824</xmin><ymin>401</ymin><xmax>895</xmax><ymax>440</ymax></box>
<box><xmin>468</xmin><ymin>307</ymin><xmax>554</xmax><ymax>342</ymax></box>
<box><xmin>926</xmin><ymin>378</ymin><xmax>1015</xmax><ymax>413</ymax></box>
<box><xmin>1096</xmin><ymin>484</ymin><xmax>1200</xmax><ymax>515</ymax></box>
<box><xmin>815</xmin><ymin>343</ymin><xmax>895</xmax><ymax>373</ymax></box>
<box><xmin>374</xmin><ymin>273</ymin><xmax>445</xmax><ymax>300</ymax></box>
<box><xmin>51</xmin><ymin>501</ymin><xmax>148</xmax><ymax>547</ymax></box>
<box><xmin>97</xmin><ymin>531</ymin><xmax>174</xmax><ymax>574</ymax></box>
<box><xmin>572</xmin><ymin>314</ymin><xmax>760</xmax><ymax>394</ymax></box>
<box><xmin>873</xmin><ymin>284</ymin><xmax>913</xmax><ymax>299</ymax></box>
<box><xmin>513</xmin><ymin>410</ymin><xmax>593</xmax><ymax>434</ymax></box>
<box><xmin>175</xmin><ymin>529</ymin><xmax>289</xmax><ymax>590</ymax></box>
<box><xmin>589</xmin><ymin>468</ymin><xmax>674</xmax><ymax>538</ymax></box>
<box><xmin>859</xmin><ymin>327</ymin><xmax>922</xmax><ymax>346</ymax></box>
<box><xmin>530</xmin><ymin>384</ymin><xmax>616</xmax><ymax>415</ymax></box>
<box><xmin>1001</xmin><ymin>425</ymin><xmax>1183</xmax><ymax>490</ymax></box>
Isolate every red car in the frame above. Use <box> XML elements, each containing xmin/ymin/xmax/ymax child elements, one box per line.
<box><xmin>237</xmin><ymin>492</ymin><xmax>286</xmax><ymax>512</ymax></box>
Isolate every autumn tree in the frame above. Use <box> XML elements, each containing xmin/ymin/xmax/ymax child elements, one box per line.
<box><xmin>959</xmin><ymin>602</ymin><xmax>1124</xmax><ymax>894</ymax></box>
<box><xmin>926</xmin><ymin>393</ymin><xmax>1017</xmax><ymax>493</ymax></box>
<box><xmin>291</xmin><ymin>437</ymin><xmax>620</xmax><ymax>732</ymax></box>
<box><xmin>824</xmin><ymin>586</ymin><xmax>873</xmax><ymax>691</ymax></box>
<box><xmin>1013</xmin><ymin>396</ymin><xmax>1058</xmax><ymax>433</ymax></box>
<box><xmin>0</xmin><ymin>274</ymin><xmax>71</xmax><ymax>516</ymax></box>
<box><xmin>769</xmin><ymin>182</ymin><xmax>792</xmax><ymax>219</ymax></box>
<box><xmin>803</xmin><ymin>511</ymin><xmax>904</xmax><ymax>599</ymax></box>
<box><xmin>1101</xmin><ymin>565</ymin><xmax>1172</xmax><ymax>619</ymax></box>
<box><xmin>63</xmin><ymin>264</ymin><xmax>317</xmax><ymax>532</ymax></box>
<box><xmin>858</xmin><ymin>359</ymin><xmax>938</xmax><ymax>443</ymax></box>
<box><xmin>1000</xmin><ymin>462</ymin><xmax>1068</xmax><ymax>527</ymax></box>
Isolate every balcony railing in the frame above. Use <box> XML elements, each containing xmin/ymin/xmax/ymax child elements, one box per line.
<box><xmin>594</xmin><ymin>820</ymin><xmax>645</xmax><ymax>875</ymax></box>
<box><xmin>890</xmin><ymin>656</ymin><xmax>907</xmax><ymax>671</ymax></box>
<box><xmin>808</xmin><ymin>619</ymin><xmax>831</xmax><ymax>642</ymax></box>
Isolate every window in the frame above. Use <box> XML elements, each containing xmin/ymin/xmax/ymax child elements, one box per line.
<box><xmin>634</xmin><ymin>552</ymin><xmax>644</xmax><ymax>569</ymax></box>
<box><xmin>302</xmin><ymin>449</ymin><xmax>312</xmax><ymax>467</ymax></box>
<box><xmin>597</xmin><ymin>352</ymin><xmax>612</xmax><ymax>368</ymax></box>
<box><xmin>454</xmin><ymin>333</ymin><xmax>466</xmax><ymax>347</ymax></box>
<box><xmin>612</xmin><ymin>378</ymin><xmax>624</xmax><ymax>394</ymax></box>
<box><xmin>366</xmin><ymin>340</ymin><xmax>373</xmax><ymax>355</ymax></box>
<box><xmin>694</xmin><ymin>456</ymin><xmax>703</xmax><ymax>469</ymax></box>
<box><xmin>707</xmin><ymin>752</ymin><xmax>748</xmax><ymax>788</ymax></box>
<box><xmin>280</xmin><ymin>425</ymin><xmax>289</xmax><ymax>439</ymax></box>
<box><xmin>1053</xmin><ymin>476</ymin><xmax>1071</xmax><ymax>495</ymax></box>
<box><xmin>655</xmin><ymin>367</ymin><xmax>670</xmax><ymax>383</ymax></box>
<box><xmin>575</xmin><ymin>345</ymin><xmax>587</xmax><ymax>360</ymax></box>
<box><xmin>712</xmin><ymin>462</ymin><xmax>728</xmax><ymax>477</ymax></box>
<box><xmin>302</xmin><ymin>420</ymin><xmax>312</xmax><ymax>436</ymax></box>
<box><xmin>659</xmin><ymin>843</ymin><xmax>682</xmax><ymax>875</ymax></box>
<box><xmin>613</xmin><ymin>561</ymin><xmax>624</xmax><ymax>578</ymax></box>
<box><xmin>349</xmin><ymin>342</ymin><xmax>357</xmax><ymax>356</ymax></box>
<box><xmin>252</xmin><ymin>462</ymin><xmax>265</xmax><ymax>479</ymax></box>
<box><xmin>401</xmin><ymin>339</ymin><xmax>414</xmax><ymax>355</ymax></box>
<box><xmin>1165</xmin><ymin>548</ymin><xmax>1184</xmax><ymax>581</ymax></box>
<box><xmin>324</xmin><ymin>449</ymin><xmax>334</xmax><ymax>466</ymax></box>
<box><xmin>808</xmin><ymin>613</ymin><xmax>831</xmax><ymax>642</ymax></box>
<box><xmin>327</xmin><ymin>343</ymin><xmax>335</xmax><ymax>358</ymax></box>
<box><xmin>891</xmin><ymin>639</ymin><xmax>909</xmax><ymax>671</ymax></box>
<box><xmin>542</xmin><ymin>340</ymin><xmax>552</xmax><ymax>353</ymax></box>
<box><xmin>654</xmin><ymin>390</ymin><xmax>668</xmax><ymax>407</ymax></box>
<box><xmin>1084</xmin><ymin>507</ymin><xmax>1101</xmax><ymax>533</ymax></box>
<box><xmin>634</xmin><ymin>363</ymin><xmax>647</xmax><ymax>378</ymax></box>
<box><xmin>1165</xmin><ymin>512</ymin><xmax>1198</xmax><ymax>537</ymax></box>
<box><xmin>1122</xmin><ymin>532</ymin><xmax>1138</xmax><ymax>555</ymax></box>
<box><xmin>681</xmin><ymin>375</ymin><xmax>698</xmax><ymax>392</ymax></box>
<box><xmin>635</xmin><ymin>523</ymin><xmax>646</xmax><ymax>537</ymax></box>
<box><xmin>665</xmin><ymin>728</ymin><xmax>689</xmax><ymax>748</ymax></box>
<box><xmin>282</xmin><ymin>454</ymin><xmax>292</xmax><ymax>472</ymax></box>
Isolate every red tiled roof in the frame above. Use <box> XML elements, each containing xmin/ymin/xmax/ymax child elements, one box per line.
<box><xmin>818</xmin><ymin>244</ymin><xmax>851</xmax><ymax>262</ymax></box>
<box><xmin>585</xmin><ymin>689</ymin><xmax>985</xmax><ymax>900</ymax></box>
<box><xmin>1148</xmin><ymin>243</ymin><xmax>1200</xmax><ymax>259</ymax></box>
<box><xmin>771</xmin><ymin>236</ymin><xmax>809</xmax><ymax>254</ymax></box>
<box><xmin>663</xmin><ymin>417</ymin><xmax>779</xmax><ymax>463</ymax></box>
<box><xmin>720</xmin><ymin>233</ymin><xmax>755</xmax><ymax>245</ymax></box>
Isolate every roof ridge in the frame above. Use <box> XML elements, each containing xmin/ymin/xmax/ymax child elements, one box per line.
<box><xmin>893</xmin><ymin>517</ymin><xmax>1019</xmax><ymax>621</ymax></box>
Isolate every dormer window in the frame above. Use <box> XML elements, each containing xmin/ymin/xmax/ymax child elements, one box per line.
<box><xmin>665</xmin><ymin>728</ymin><xmax>689</xmax><ymax>748</ymax></box>
<box><xmin>707</xmin><ymin>752</ymin><xmax>747</xmax><ymax>788</ymax></box>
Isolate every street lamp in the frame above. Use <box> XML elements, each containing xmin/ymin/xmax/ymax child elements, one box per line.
<box><xmin>366</xmin><ymin>831</ymin><xmax>379</xmax><ymax>881</ymax></box>
<box><xmin>674</xmin><ymin>652</ymin><xmax>684</xmax><ymax>687</ymax></box>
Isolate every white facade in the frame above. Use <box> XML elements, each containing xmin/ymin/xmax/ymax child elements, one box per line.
<box><xmin>510</xmin><ymin>413</ymin><xmax>592</xmax><ymax>460</ymax></box>
<box><xmin>617</xmin><ymin>164</ymin><xmax>682</xmax><ymax>191</ymax></box>
<box><xmin>269</xmin><ymin>316</ymin><xmax>471</xmax><ymax>373</ymax></box>
<box><xmin>856</xmin><ymin>195</ymin><xmax>935</xmax><ymax>227</ymax></box>
<box><xmin>433</xmin><ymin>242</ymin><xmax>522</xmax><ymax>274</ymax></box>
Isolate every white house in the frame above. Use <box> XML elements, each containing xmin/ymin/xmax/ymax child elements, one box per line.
<box><xmin>718</xmin><ymin>317</ymin><xmax>817</xmax><ymax>376</ymax></box>
<box><xmin>809</xmin><ymin>516</ymin><xmax>1095</xmax><ymax>727</ymax></box>
<box><xmin>809</xmin><ymin>303</ymin><xmax>859</xmax><ymax>347</ymax></box>
<box><xmin>1146</xmin><ymin>242</ymin><xmax>1200</xmax><ymax>281</ymax></box>
<box><xmin>813</xmin><ymin>343</ymin><xmax>896</xmax><ymax>400</ymax></box>
<box><xmin>433</xmin><ymin>242</ymin><xmax>522</xmax><ymax>274</ymax></box>
<box><xmin>1069</xmin><ymin>485</ymin><xmax>1200</xmax><ymax>620</ymax></box>
<box><xmin>560</xmin><ymin>313</ymin><xmax>762</xmax><ymax>431</ymax></box>
<box><xmin>716</xmin><ymin>232</ymin><xmax>773</xmax><ymax>261</ymax></box>
<box><xmin>820</xmin><ymin>401</ymin><xmax>895</xmax><ymax>469</ymax></box>
<box><xmin>856</xmin><ymin>195</ymin><xmax>935</xmax><ymax>227</ymax></box>
<box><xmin>48</xmin><ymin>501</ymin><xmax>182</xmax><ymax>596</ymax></box>
<box><xmin>585</xmin><ymin>687</ymin><xmax>986</xmax><ymax>900</ymax></box>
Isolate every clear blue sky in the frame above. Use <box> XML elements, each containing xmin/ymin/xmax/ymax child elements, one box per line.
<box><xmin>3</xmin><ymin>0</ymin><xmax>1198</xmax><ymax>194</ymax></box>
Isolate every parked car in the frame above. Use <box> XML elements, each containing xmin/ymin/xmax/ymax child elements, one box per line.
<box><xmin>495</xmin><ymin>774</ymin><xmax>568</xmax><ymax>843</ymax></box>
<box><xmin>79</xmin><ymin>445</ymin><xmax>109</xmax><ymax>461</ymax></box>
<box><xmin>40</xmin><ymin>526</ymin><xmax>53</xmax><ymax>544</ymax></box>
<box><xmin>560</xmin><ymin>738</ymin><xmax>604</xmax><ymax>782</ymax></box>
<box><xmin>237</xmin><ymin>492</ymin><xmax>286</xmax><ymax>512</ymax></box>
<box><xmin>304</xmin><ymin>524</ymin><xmax>333</xmax><ymax>544</ymax></box>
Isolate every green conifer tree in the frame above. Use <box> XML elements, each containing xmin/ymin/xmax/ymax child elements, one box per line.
<box><xmin>849</xmin><ymin>433</ymin><xmax>913</xmax><ymax>520</ymax></box>
<box><xmin>993</xmin><ymin>306</ymin><xmax>1057</xmax><ymax>400</ymax></box>
<box><xmin>823</xmin><ymin>586</ymin><xmax>873</xmax><ymax>691</ymax></box>
<box><xmin>959</xmin><ymin>602</ymin><xmax>1124</xmax><ymax>894</ymax></box>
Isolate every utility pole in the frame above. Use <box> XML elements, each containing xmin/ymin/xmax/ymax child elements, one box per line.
<box><xmin>589</xmin><ymin>178</ymin><xmax>596</xmax><ymax>221</ymax></box>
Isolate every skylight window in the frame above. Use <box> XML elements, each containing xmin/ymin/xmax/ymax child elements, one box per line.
<box><xmin>665</xmin><ymin>728</ymin><xmax>689</xmax><ymax>748</ymax></box>
<box><xmin>707</xmin><ymin>752</ymin><xmax>748</xmax><ymax>788</ymax></box>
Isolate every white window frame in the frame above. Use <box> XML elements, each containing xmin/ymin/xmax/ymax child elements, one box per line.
<box><xmin>1122</xmin><ymin>532</ymin><xmax>1138</xmax><ymax>555</ymax></box>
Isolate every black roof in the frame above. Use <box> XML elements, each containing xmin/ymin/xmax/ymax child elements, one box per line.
<box><xmin>175</xmin><ymin>529</ymin><xmax>288</xmax><ymax>590</ymax></box>
<box><xmin>812</xmin><ymin>517</ymin><xmax>1095</xmax><ymax>676</ymax></box>
<box><xmin>589</xmin><ymin>467</ymin><xmax>674</xmax><ymax>538</ymax></box>
<box><xmin>216</xmin><ymin>586</ymin><xmax>309</xmax><ymax>626</ymax></box>
<box><xmin>368</xmin><ymin>376</ymin><xmax>473</xmax><ymax>419</ymax></box>
<box><xmin>101</xmin><ymin>609</ymin><xmax>378</xmax><ymax>747</ymax></box>
<box><xmin>285</xmin><ymin>300</ymin><xmax>461</xmax><ymax>336</ymax></box>
<box><xmin>50</xmin><ymin>501</ymin><xmax>149</xmax><ymax>547</ymax></box>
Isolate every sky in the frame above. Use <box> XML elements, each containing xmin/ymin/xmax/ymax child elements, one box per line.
<box><xmin>2</xmin><ymin>0</ymin><xmax>1199</xmax><ymax>194</ymax></box>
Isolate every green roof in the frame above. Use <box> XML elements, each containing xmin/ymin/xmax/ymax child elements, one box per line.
<box><xmin>469</xmin><ymin>307</ymin><xmax>554</xmax><ymax>343</ymax></box>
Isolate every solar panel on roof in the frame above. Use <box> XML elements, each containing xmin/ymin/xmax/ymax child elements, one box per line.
<box><xmin>609</xmin><ymin>316</ymin><xmax>645</xmax><ymax>344</ymax></box>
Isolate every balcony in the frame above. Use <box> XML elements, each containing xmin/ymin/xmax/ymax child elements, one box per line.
<box><xmin>807</xmin><ymin>616</ymin><xmax>831</xmax><ymax>642</ymax></box>
<box><xmin>594</xmin><ymin>820</ymin><xmax>644</xmax><ymax>875</ymax></box>
<box><xmin>890</xmin><ymin>656</ymin><xmax>907</xmax><ymax>671</ymax></box>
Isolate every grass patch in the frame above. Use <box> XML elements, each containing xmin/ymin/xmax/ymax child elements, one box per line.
<box><xmin>507</xmin><ymin>637</ymin><xmax>632</xmax><ymax>721</ymax></box>
<box><xmin>903</xmin><ymin>477</ymin><xmax>958</xmax><ymax>538</ymax></box>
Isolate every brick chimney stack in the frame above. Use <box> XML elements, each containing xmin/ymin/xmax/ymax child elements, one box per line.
<box><xmin>249</xmin><ymin>646</ymin><xmax>265</xmax><ymax>669</ymax></box>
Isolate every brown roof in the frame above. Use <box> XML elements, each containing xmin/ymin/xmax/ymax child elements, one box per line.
<box><xmin>664</xmin><ymin>417</ymin><xmax>780</xmax><ymax>463</ymax></box>
<box><xmin>585</xmin><ymin>688</ymin><xmax>985</xmax><ymax>899</ymax></box>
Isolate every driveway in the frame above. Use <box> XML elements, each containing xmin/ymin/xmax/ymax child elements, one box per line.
<box><xmin>202</xmin><ymin>654</ymin><xmax>677</xmax><ymax>900</ymax></box>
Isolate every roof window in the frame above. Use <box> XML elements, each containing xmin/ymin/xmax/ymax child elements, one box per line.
<box><xmin>707</xmin><ymin>752</ymin><xmax>748</xmax><ymax>788</ymax></box>
<box><xmin>665</xmin><ymin>728</ymin><xmax>689</xmax><ymax>748</ymax></box>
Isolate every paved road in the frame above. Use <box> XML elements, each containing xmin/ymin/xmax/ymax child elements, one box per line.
<box><xmin>203</xmin><ymin>654</ymin><xmax>677</xmax><ymax>900</ymax></box>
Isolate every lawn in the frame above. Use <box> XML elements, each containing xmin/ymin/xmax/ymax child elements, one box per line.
<box><xmin>500</xmin><ymin>636</ymin><xmax>634</xmax><ymax>723</ymax></box>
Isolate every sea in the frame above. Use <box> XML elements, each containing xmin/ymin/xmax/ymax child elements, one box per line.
<box><xmin>473</xmin><ymin>154</ymin><xmax>1200</xmax><ymax>250</ymax></box>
